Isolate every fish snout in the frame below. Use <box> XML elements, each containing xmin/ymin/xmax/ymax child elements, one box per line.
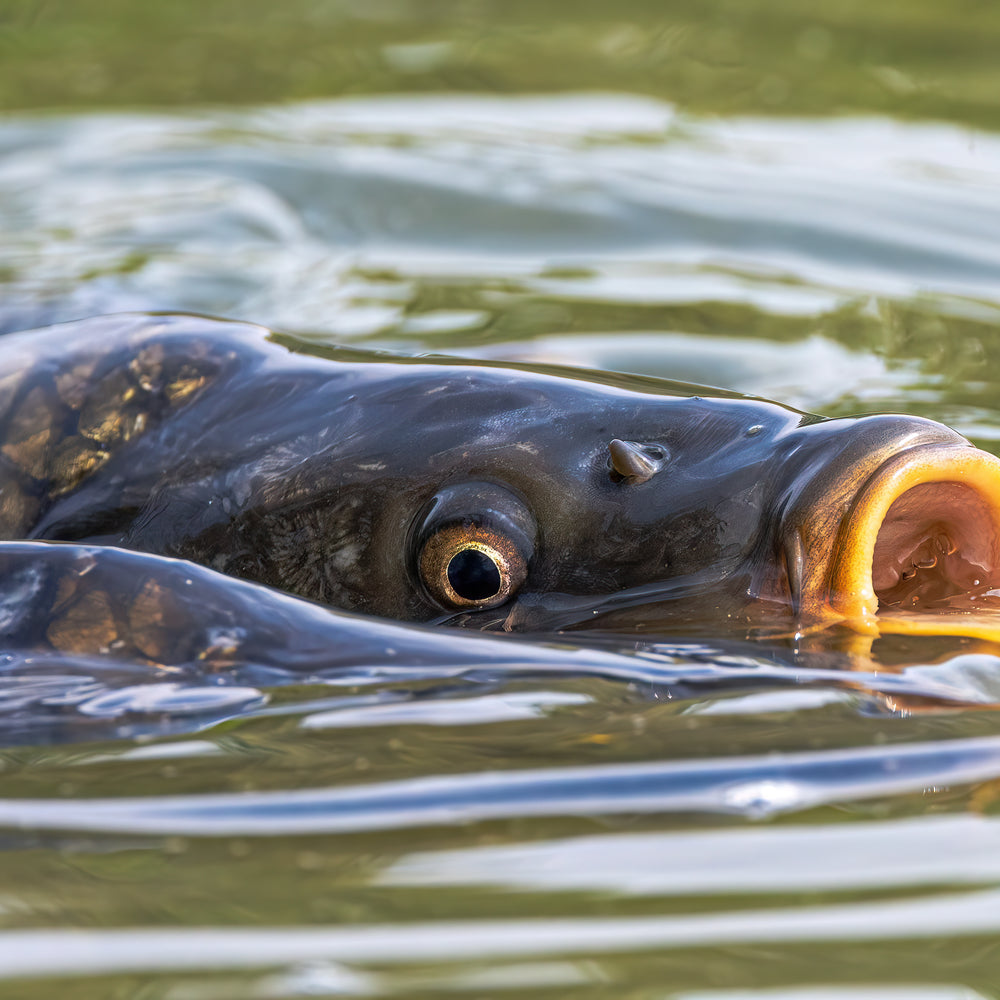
<box><xmin>778</xmin><ymin>416</ymin><xmax>1000</xmax><ymax>629</ymax></box>
<box><xmin>829</xmin><ymin>442</ymin><xmax>1000</xmax><ymax>623</ymax></box>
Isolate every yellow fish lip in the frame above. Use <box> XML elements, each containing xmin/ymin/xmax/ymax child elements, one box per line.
<box><xmin>818</xmin><ymin>442</ymin><xmax>1000</xmax><ymax>637</ymax></box>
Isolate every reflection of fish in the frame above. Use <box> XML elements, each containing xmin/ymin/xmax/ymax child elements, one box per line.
<box><xmin>2</xmin><ymin>313</ymin><xmax>1000</xmax><ymax>670</ymax></box>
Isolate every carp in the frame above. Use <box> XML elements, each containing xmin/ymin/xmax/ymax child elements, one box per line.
<box><xmin>1</xmin><ymin>313</ymin><xmax>999</xmax><ymax>657</ymax></box>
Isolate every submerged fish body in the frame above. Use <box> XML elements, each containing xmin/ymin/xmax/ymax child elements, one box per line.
<box><xmin>1</xmin><ymin>312</ymin><xmax>1000</xmax><ymax>680</ymax></box>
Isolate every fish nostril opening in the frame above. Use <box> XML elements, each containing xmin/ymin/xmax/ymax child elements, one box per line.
<box><xmin>872</xmin><ymin>482</ymin><xmax>1000</xmax><ymax>610</ymax></box>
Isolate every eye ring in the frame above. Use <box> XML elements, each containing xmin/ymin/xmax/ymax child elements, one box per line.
<box><xmin>419</xmin><ymin>523</ymin><xmax>528</xmax><ymax>610</ymax></box>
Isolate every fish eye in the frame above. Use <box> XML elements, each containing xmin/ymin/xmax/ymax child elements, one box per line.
<box><xmin>420</xmin><ymin>526</ymin><xmax>525</xmax><ymax>608</ymax></box>
<box><xmin>415</xmin><ymin>483</ymin><xmax>535</xmax><ymax>610</ymax></box>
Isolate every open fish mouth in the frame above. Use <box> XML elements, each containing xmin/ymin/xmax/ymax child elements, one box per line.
<box><xmin>824</xmin><ymin>443</ymin><xmax>1000</xmax><ymax>632</ymax></box>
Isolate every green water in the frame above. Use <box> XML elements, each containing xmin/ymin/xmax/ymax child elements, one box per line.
<box><xmin>4</xmin><ymin>0</ymin><xmax>1000</xmax><ymax>130</ymax></box>
<box><xmin>4</xmin><ymin>2</ymin><xmax>1000</xmax><ymax>997</ymax></box>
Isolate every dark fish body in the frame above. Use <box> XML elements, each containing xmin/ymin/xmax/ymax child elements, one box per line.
<box><xmin>1</xmin><ymin>313</ymin><xmax>999</xmax><ymax>668</ymax></box>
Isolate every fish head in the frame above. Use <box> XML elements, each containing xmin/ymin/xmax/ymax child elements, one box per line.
<box><xmin>340</xmin><ymin>365</ymin><xmax>1000</xmax><ymax>636</ymax></box>
<box><xmin>72</xmin><ymin>332</ymin><xmax>999</xmax><ymax>638</ymax></box>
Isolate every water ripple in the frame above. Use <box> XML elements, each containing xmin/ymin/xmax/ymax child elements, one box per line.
<box><xmin>2</xmin><ymin>888</ymin><xmax>1000</xmax><ymax>980</ymax></box>
<box><xmin>2</xmin><ymin>736</ymin><xmax>1000</xmax><ymax>834</ymax></box>
<box><xmin>3</xmin><ymin>97</ymin><xmax>1000</xmax><ymax>342</ymax></box>
<box><xmin>379</xmin><ymin>813</ymin><xmax>1000</xmax><ymax>895</ymax></box>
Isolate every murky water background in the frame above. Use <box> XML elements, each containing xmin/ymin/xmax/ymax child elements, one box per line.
<box><xmin>5</xmin><ymin>2</ymin><xmax>1000</xmax><ymax>997</ymax></box>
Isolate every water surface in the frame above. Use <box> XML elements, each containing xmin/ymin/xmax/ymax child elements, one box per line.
<box><xmin>4</xmin><ymin>9</ymin><xmax>1000</xmax><ymax>997</ymax></box>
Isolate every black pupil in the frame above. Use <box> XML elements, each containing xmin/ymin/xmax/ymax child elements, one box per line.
<box><xmin>447</xmin><ymin>548</ymin><xmax>502</xmax><ymax>601</ymax></box>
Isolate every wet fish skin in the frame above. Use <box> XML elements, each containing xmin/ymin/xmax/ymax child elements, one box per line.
<box><xmin>0</xmin><ymin>313</ymin><xmax>976</xmax><ymax>637</ymax></box>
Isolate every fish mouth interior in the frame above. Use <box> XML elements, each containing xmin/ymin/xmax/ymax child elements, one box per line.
<box><xmin>872</xmin><ymin>482</ymin><xmax>1000</xmax><ymax>610</ymax></box>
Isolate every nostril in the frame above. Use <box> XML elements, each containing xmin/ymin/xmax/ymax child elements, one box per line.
<box><xmin>607</xmin><ymin>439</ymin><xmax>666</xmax><ymax>484</ymax></box>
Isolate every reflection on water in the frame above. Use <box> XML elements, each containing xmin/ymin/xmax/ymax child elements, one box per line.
<box><xmin>5</xmin><ymin>90</ymin><xmax>1000</xmax><ymax>995</ymax></box>
<box><xmin>7</xmin><ymin>736</ymin><xmax>1000</xmax><ymax>834</ymax></box>
<box><xmin>379</xmin><ymin>814</ymin><xmax>1000</xmax><ymax>893</ymax></box>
